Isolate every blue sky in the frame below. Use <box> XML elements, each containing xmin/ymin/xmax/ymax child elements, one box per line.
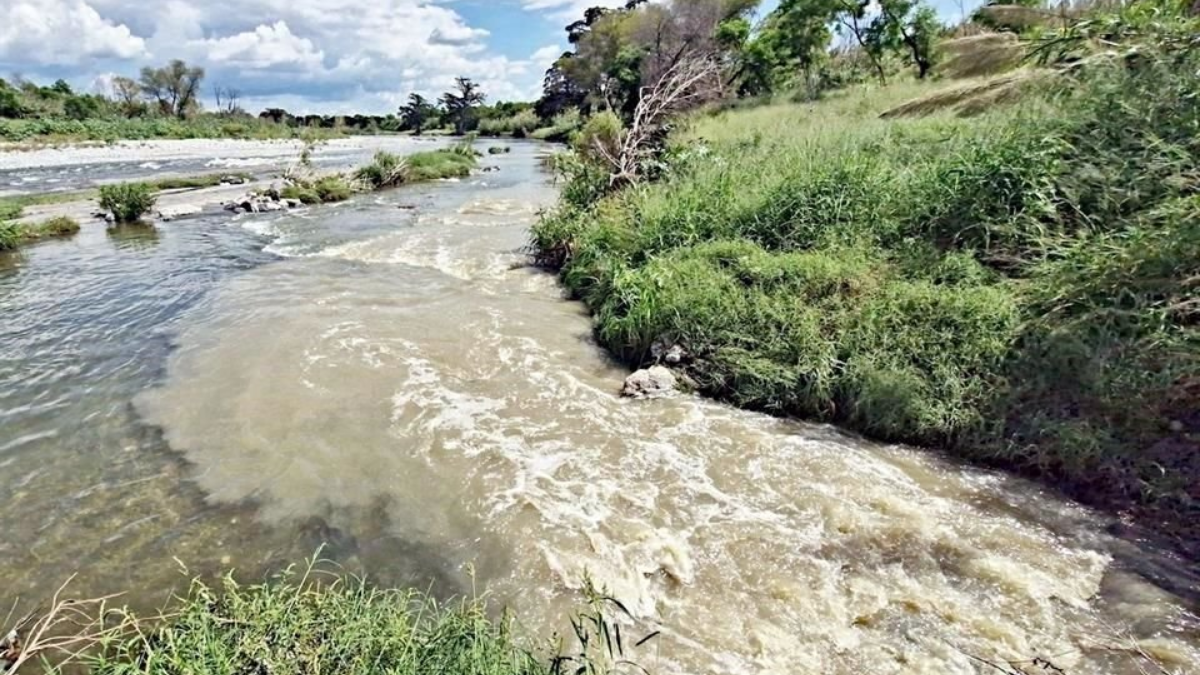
<box><xmin>0</xmin><ymin>0</ymin><xmax>983</xmax><ymax>115</ymax></box>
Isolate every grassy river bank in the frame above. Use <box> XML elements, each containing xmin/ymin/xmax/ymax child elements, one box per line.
<box><xmin>532</xmin><ymin>44</ymin><xmax>1200</xmax><ymax>555</ymax></box>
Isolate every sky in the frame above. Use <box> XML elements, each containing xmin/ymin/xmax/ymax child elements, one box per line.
<box><xmin>0</xmin><ymin>0</ymin><xmax>982</xmax><ymax>116</ymax></box>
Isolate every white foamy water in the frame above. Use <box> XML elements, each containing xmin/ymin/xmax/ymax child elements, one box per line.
<box><xmin>133</xmin><ymin>146</ymin><xmax>1199</xmax><ymax>675</ymax></box>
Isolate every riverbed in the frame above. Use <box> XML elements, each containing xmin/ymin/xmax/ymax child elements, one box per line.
<box><xmin>0</xmin><ymin>140</ymin><xmax>1197</xmax><ymax>674</ymax></box>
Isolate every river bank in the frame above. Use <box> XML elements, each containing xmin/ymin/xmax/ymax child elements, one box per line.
<box><xmin>1</xmin><ymin>135</ymin><xmax>1197</xmax><ymax>674</ymax></box>
<box><xmin>532</xmin><ymin>45</ymin><xmax>1200</xmax><ymax>563</ymax></box>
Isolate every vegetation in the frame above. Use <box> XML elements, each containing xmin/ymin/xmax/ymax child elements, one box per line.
<box><xmin>99</xmin><ymin>183</ymin><xmax>156</xmax><ymax>223</ymax></box>
<box><xmin>149</xmin><ymin>173</ymin><xmax>254</xmax><ymax>190</ymax></box>
<box><xmin>0</xmin><ymin>216</ymin><xmax>80</xmax><ymax>251</ymax></box>
<box><xmin>0</xmin><ymin>556</ymin><xmax>657</xmax><ymax>675</ymax></box>
<box><xmin>533</xmin><ymin>2</ymin><xmax>1200</xmax><ymax>550</ymax></box>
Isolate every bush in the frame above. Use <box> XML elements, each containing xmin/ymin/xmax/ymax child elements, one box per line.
<box><xmin>354</xmin><ymin>151</ymin><xmax>409</xmax><ymax>189</ymax></box>
<box><xmin>530</xmin><ymin>109</ymin><xmax>582</xmax><ymax>142</ymax></box>
<box><xmin>99</xmin><ymin>182</ymin><xmax>156</xmax><ymax>223</ymax></box>
<box><xmin>281</xmin><ymin>184</ymin><xmax>321</xmax><ymax>205</ymax></box>
<box><xmin>314</xmin><ymin>176</ymin><xmax>353</xmax><ymax>203</ymax></box>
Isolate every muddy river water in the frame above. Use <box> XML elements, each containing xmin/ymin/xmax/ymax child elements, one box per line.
<box><xmin>1</xmin><ymin>140</ymin><xmax>1197</xmax><ymax>674</ymax></box>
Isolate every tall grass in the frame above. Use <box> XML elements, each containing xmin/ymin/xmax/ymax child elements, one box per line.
<box><xmin>85</xmin><ymin>569</ymin><xmax>549</xmax><ymax>675</ymax></box>
<box><xmin>532</xmin><ymin>39</ymin><xmax>1200</xmax><ymax>543</ymax></box>
<box><xmin>0</xmin><ymin>216</ymin><xmax>80</xmax><ymax>251</ymax></box>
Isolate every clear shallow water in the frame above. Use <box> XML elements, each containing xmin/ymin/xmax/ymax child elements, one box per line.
<box><xmin>1</xmin><ymin>142</ymin><xmax>1198</xmax><ymax>674</ymax></box>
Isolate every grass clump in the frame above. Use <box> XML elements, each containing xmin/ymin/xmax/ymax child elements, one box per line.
<box><xmin>99</xmin><ymin>183</ymin><xmax>156</xmax><ymax>223</ymax></box>
<box><xmin>0</xmin><ymin>216</ymin><xmax>81</xmax><ymax>251</ymax></box>
<box><xmin>148</xmin><ymin>172</ymin><xmax>254</xmax><ymax>190</ymax></box>
<box><xmin>354</xmin><ymin>151</ymin><xmax>408</xmax><ymax>189</ymax></box>
<box><xmin>405</xmin><ymin>148</ymin><xmax>477</xmax><ymax>181</ymax></box>
<box><xmin>86</xmin><ymin>569</ymin><xmax>549</xmax><ymax>675</ymax></box>
<box><xmin>533</xmin><ymin>29</ymin><xmax>1200</xmax><ymax>545</ymax></box>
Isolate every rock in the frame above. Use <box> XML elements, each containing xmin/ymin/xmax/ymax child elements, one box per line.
<box><xmin>220</xmin><ymin>175</ymin><xmax>249</xmax><ymax>185</ymax></box>
<box><xmin>651</xmin><ymin>338</ymin><xmax>689</xmax><ymax>365</ymax></box>
<box><xmin>104</xmin><ymin>212</ymin><xmax>116</xmax><ymax>224</ymax></box>
<box><xmin>261</xmin><ymin>200</ymin><xmax>284</xmax><ymax>212</ymax></box>
<box><xmin>157</xmin><ymin>204</ymin><xmax>203</xmax><ymax>221</ymax></box>
<box><xmin>397</xmin><ymin>204</ymin><xmax>417</xmax><ymax>210</ymax></box>
<box><xmin>622</xmin><ymin>366</ymin><xmax>678</xmax><ymax>399</ymax></box>
<box><xmin>284</xmin><ymin>198</ymin><xmax>303</xmax><ymax>209</ymax></box>
<box><xmin>1169</xmin><ymin>420</ymin><xmax>1185</xmax><ymax>433</ymax></box>
<box><xmin>482</xmin><ymin>166</ymin><xmax>500</xmax><ymax>173</ymax></box>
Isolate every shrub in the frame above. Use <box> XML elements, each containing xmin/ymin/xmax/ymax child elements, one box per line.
<box><xmin>354</xmin><ymin>151</ymin><xmax>409</xmax><ymax>189</ymax></box>
<box><xmin>99</xmin><ymin>182</ymin><xmax>156</xmax><ymax>223</ymax></box>
<box><xmin>281</xmin><ymin>184</ymin><xmax>321</xmax><ymax>205</ymax></box>
<box><xmin>314</xmin><ymin>176</ymin><xmax>353</xmax><ymax>203</ymax></box>
<box><xmin>530</xmin><ymin>109</ymin><xmax>582</xmax><ymax>142</ymax></box>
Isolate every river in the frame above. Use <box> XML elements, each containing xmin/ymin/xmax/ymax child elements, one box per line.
<box><xmin>1</xmin><ymin>140</ymin><xmax>1197</xmax><ymax>674</ymax></box>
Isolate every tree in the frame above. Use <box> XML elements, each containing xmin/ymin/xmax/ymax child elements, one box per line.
<box><xmin>398</xmin><ymin>93</ymin><xmax>437</xmax><ymax>134</ymax></box>
<box><xmin>832</xmin><ymin>0</ymin><xmax>888</xmax><ymax>84</ymax></box>
<box><xmin>868</xmin><ymin>0</ymin><xmax>940</xmax><ymax>79</ymax></box>
<box><xmin>213</xmin><ymin>85</ymin><xmax>242</xmax><ymax>115</ymax></box>
<box><xmin>536</xmin><ymin>56</ymin><xmax>588</xmax><ymax>119</ymax></box>
<box><xmin>139</xmin><ymin>60</ymin><xmax>205</xmax><ymax>118</ymax></box>
<box><xmin>63</xmin><ymin>95</ymin><xmax>101</xmax><ymax>120</ymax></box>
<box><xmin>110</xmin><ymin>76</ymin><xmax>144</xmax><ymax>117</ymax></box>
<box><xmin>439</xmin><ymin>78</ymin><xmax>485</xmax><ymax>135</ymax></box>
<box><xmin>0</xmin><ymin>80</ymin><xmax>23</xmax><ymax>118</ymax></box>
<box><xmin>50</xmin><ymin>79</ymin><xmax>73</xmax><ymax>96</ymax></box>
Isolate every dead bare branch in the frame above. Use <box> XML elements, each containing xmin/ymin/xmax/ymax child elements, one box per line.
<box><xmin>600</xmin><ymin>56</ymin><xmax>720</xmax><ymax>187</ymax></box>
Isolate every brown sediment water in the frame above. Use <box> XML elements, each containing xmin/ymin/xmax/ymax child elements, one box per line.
<box><xmin>1</xmin><ymin>141</ymin><xmax>1197</xmax><ymax>674</ymax></box>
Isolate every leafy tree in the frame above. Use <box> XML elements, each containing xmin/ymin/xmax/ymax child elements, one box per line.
<box><xmin>50</xmin><ymin>79</ymin><xmax>74</xmax><ymax>96</ymax></box>
<box><xmin>868</xmin><ymin>0</ymin><xmax>940</xmax><ymax>79</ymax></box>
<box><xmin>536</xmin><ymin>56</ymin><xmax>588</xmax><ymax>119</ymax></box>
<box><xmin>0</xmin><ymin>81</ymin><xmax>23</xmax><ymax>118</ymax></box>
<box><xmin>832</xmin><ymin>0</ymin><xmax>888</xmax><ymax>83</ymax></box>
<box><xmin>439</xmin><ymin>78</ymin><xmax>485</xmax><ymax>135</ymax></box>
<box><xmin>399</xmin><ymin>93</ymin><xmax>438</xmax><ymax>134</ymax></box>
<box><xmin>139</xmin><ymin>60</ymin><xmax>205</xmax><ymax>118</ymax></box>
<box><xmin>63</xmin><ymin>95</ymin><xmax>101</xmax><ymax>120</ymax></box>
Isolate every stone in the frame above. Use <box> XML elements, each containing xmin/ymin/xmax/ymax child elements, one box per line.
<box><xmin>284</xmin><ymin>198</ymin><xmax>303</xmax><ymax>209</ymax></box>
<box><xmin>157</xmin><ymin>204</ymin><xmax>203</xmax><ymax>221</ymax></box>
<box><xmin>261</xmin><ymin>200</ymin><xmax>284</xmax><ymax>212</ymax></box>
<box><xmin>220</xmin><ymin>175</ymin><xmax>249</xmax><ymax>185</ymax></box>
<box><xmin>622</xmin><ymin>366</ymin><xmax>678</xmax><ymax>399</ymax></box>
<box><xmin>651</xmin><ymin>338</ymin><xmax>689</xmax><ymax>365</ymax></box>
<box><xmin>1169</xmin><ymin>420</ymin><xmax>1185</xmax><ymax>433</ymax></box>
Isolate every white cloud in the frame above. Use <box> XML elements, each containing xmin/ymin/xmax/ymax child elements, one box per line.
<box><xmin>0</xmin><ymin>0</ymin><xmax>146</xmax><ymax>65</ymax></box>
<box><xmin>197</xmin><ymin>21</ymin><xmax>324</xmax><ymax>69</ymax></box>
<box><xmin>0</xmin><ymin>0</ymin><xmax>579</xmax><ymax>113</ymax></box>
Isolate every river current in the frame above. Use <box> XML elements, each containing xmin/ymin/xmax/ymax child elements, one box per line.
<box><xmin>0</xmin><ymin>140</ymin><xmax>1196</xmax><ymax>674</ymax></box>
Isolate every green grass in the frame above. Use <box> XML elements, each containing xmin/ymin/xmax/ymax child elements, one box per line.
<box><xmin>0</xmin><ymin>216</ymin><xmax>80</xmax><ymax>251</ymax></box>
<box><xmin>533</xmin><ymin>43</ymin><xmax>1200</xmax><ymax>543</ymax></box>
<box><xmin>148</xmin><ymin>172</ymin><xmax>254</xmax><ymax>190</ymax></box>
<box><xmin>404</xmin><ymin>148</ymin><xmax>477</xmax><ymax>181</ymax></box>
<box><xmin>85</xmin><ymin>570</ymin><xmax>549</xmax><ymax>675</ymax></box>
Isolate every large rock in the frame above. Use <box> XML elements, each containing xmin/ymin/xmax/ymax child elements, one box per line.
<box><xmin>157</xmin><ymin>204</ymin><xmax>203</xmax><ymax>221</ymax></box>
<box><xmin>622</xmin><ymin>366</ymin><xmax>678</xmax><ymax>399</ymax></box>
